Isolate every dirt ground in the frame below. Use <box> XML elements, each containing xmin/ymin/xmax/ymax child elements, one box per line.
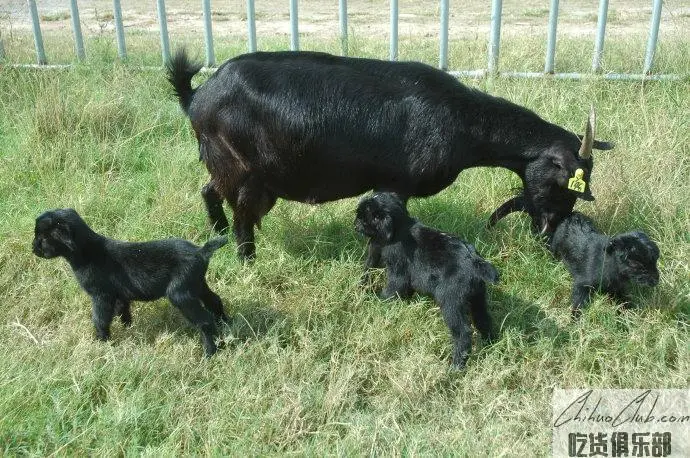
<box><xmin>1</xmin><ymin>0</ymin><xmax>689</xmax><ymax>40</ymax></box>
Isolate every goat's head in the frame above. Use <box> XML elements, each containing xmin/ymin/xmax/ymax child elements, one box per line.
<box><xmin>355</xmin><ymin>192</ymin><xmax>410</xmax><ymax>244</ymax></box>
<box><xmin>489</xmin><ymin>107</ymin><xmax>614</xmax><ymax>234</ymax></box>
<box><xmin>32</xmin><ymin>209</ymin><xmax>86</xmax><ymax>259</ymax></box>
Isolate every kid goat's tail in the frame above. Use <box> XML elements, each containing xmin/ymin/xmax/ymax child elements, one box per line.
<box><xmin>199</xmin><ymin>236</ymin><xmax>228</xmax><ymax>260</ymax></box>
<box><xmin>475</xmin><ymin>258</ymin><xmax>500</xmax><ymax>284</ymax></box>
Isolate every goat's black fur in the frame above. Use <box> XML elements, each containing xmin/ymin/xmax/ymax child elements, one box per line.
<box><xmin>167</xmin><ymin>49</ymin><xmax>613</xmax><ymax>261</ymax></box>
<box><xmin>32</xmin><ymin>209</ymin><xmax>229</xmax><ymax>356</ymax></box>
<box><xmin>548</xmin><ymin>212</ymin><xmax>660</xmax><ymax>318</ymax></box>
<box><xmin>167</xmin><ymin>55</ymin><xmax>202</xmax><ymax>116</ymax></box>
<box><xmin>355</xmin><ymin>192</ymin><xmax>499</xmax><ymax>369</ymax></box>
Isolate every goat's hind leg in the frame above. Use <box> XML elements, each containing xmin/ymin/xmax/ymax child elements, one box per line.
<box><xmin>438</xmin><ymin>292</ymin><xmax>473</xmax><ymax>369</ymax></box>
<box><xmin>229</xmin><ymin>178</ymin><xmax>277</xmax><ymax>262</ymax></box>
<box><xmin>201</xmin><ymin>281</ymin><xmax>230</xmax><ymax>324</ymax></box>
<box><xmin>468</xmin><ymin>286</ymin><xmax>494</xmax><ymax>342</ymax></box>
<box><xmin>114</xmin><ymin>299</ymin><xmax>132</xmax><ymax>327</ymax></box>
<box><xmin>168</xmin><ymin>288</ymin><xmax>219</xmax><ymax>357</ymax></box>
<box><xmin>202</xmin><ymin>182</ymin><xmax>230</xmax><ymax>234</ymax></box>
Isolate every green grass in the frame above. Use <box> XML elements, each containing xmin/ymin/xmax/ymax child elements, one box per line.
<box><xmin>0</xmin><ymin>32</ymin><xmax>688</xmax><ymax>455</ymax></box>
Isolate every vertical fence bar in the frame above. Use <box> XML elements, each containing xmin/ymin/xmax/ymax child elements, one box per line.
<box><xmin>439</xmin><ymin>0</ymin><xmax>449</xmax><ymax>70</ymax></box>
<box><xmin>339</xmin><ymin>0</ymin><xmax>348</xmax><ymax>56</ymax></box>
<box><xmin>643</xmin><ymin>0</ymin><xmax>663</xmax><ymax>74</ymax></box>
<box><xmin>246</xmin><ymin>0</ymin><xmax>257</xmax><ymax>52</ymax></box>
<box><xmin>544</xmin><ymin>0</ymin><xmax>559</xmax><ymax>74</ymax></box>
<box><xmin>488</xmin><ymin>0</ymin><xmax>502</xmax><ymax>74</ymax></box>
<box><xmin>202</xmin><ymin>0</ymin><xmax>215</xmax><ymax>66</ymax></box>
<box><xmin>27</xmin><ymin>0</ymin><xmax>47</xmax><ymax>65</ymax></box>
<box><xmin>592</xmin><ymin>0</ymin><xmax>608</xmax><ymax>72</ymax></box>
<box><xmin>112</xmin><ymin>0</ymin><xmax>127</xmax><ymax>59</ymax></box>
<box><xmin>69</xmin><ymin>0</ymin><xmax>85</xmax><ymax>60</ymax></box>
<box><xmin>389</xmin><ymin>0</ymin><xmax>398</xmax><ymax>60</ymax></box>
<box><xmin>156</xmin><ymin>0</ymin><xmax>171</xmax><ymax>65</ymax></box>
<box><xmin>290</xmin><ymin>0</ymin><xmax>299</xmax><ymax>51</ymax></box>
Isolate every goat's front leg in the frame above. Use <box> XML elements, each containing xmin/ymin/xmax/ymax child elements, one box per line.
<box><xmin>361</xmin><ymin>241</ymin><xmax>382</xmax><ymax>286</ymax></box>
<box><xmin>608</xmin><ymin>286</ymin><xmax>635</xmax><ymax>312</ymax></box>
<box><xmin>114</xmin><ymin>299</ymin><xmax>132</xmax><ymax>327</ymax></box>
<box><xmin>571</xmin><ymin>283</ymin><xmax>593</xmax><ymax>319</ymax></box>
<box><xmin>91</xmin><ymin>295</ymin><xmax>116</xmax><ymax>341</ymax></box>
<box><xmin>379</xmin><ymin>266</ymin><xmax>412</xmax><ymax>301</ymax></box>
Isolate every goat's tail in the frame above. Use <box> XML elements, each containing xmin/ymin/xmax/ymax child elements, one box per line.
<box><xmin>199</xmin><ymin>236</ymin><xmax>228</xmax><ymax>260</ymax></box>
<box><xmin>474</xmin><ymin>258</ymin><xmax>500</xmax><ymax>284</ymax></box>
<box><xmin>167</xmin><ymin>48</ymin><xmax>202</xmax><ymax>115</ymax></box>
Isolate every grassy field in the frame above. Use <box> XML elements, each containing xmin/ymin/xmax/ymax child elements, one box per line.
<box><xmin>1</xmin><ymin>9</ymin><xmax>689</xmax><ymax>456</ymax></box>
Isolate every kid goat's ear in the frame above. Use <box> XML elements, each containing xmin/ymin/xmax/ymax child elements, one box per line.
<box><xmin>605</xmin><ymin>236</ymin><xmax>622</xmax><ymax>254</ymax></box>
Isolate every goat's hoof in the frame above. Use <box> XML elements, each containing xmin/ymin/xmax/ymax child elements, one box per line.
<box><xmin>237</xmin><ymin>248</ymin><xmax>256</xmax><ymax>264</ymax></box>
<box><xmin>210</xmin><ymin>222</ymin><xmax>230</xmax><ymax>235</ymax></box>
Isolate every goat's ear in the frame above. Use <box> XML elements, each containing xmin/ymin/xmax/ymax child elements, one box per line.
<box><xmin>577</xmin><ymin>136</ymin><xmax>615</xmax><ymax>151</ymax></box>
<box><xmin>577</xmin><ymin>134</ymin><xmax>616</xmax><ymax>151</ymax></box>
<box><xmin>593</xmin><ymin>140</ymin><xmax>614</xmax><ymax>150</ymax></box>
<box><xmin>579</xmin><ymin>187</ymin><xmax>595</xmax><ymax>201</ymax></box>
<box><xmin>606</xmin><ymin>236</ymin><xmax>622</xmax><ymax>254</ymax></box>
<box><xmin>52</xmin><ymin>225</ymin><xmax>77</xmax><ymax>253</ymax></box>
<box><xmin>488</xmin><ymin>194</ymin><xmax>526</xmax><ymax>228</ymax></box>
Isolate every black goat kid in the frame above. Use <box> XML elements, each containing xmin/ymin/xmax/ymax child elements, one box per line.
<box><xmin>548</xmin><ymin>212</ymin><xmax>660</xmax><ymax>318</ymax></box>
<box><xmin>355</xmin><ymin>192</ymin><xmax>499</xmax><ymax>369</ymax></box>
<box><xmin>32</xmin><ymin>209</ymin><xmax>229</xmax><ymax>357</ymax></box>
<box><xmin>168</xmin><ymin>49</ymin><xmax>613</xmax><ymax>261</ymax></box>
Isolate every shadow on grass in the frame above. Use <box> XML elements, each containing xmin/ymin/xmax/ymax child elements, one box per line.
<box><xmin>275</xmin><ymin>195</ymin><xmax>511</xmax><ymax>262</ymax></box>
<box><xmin>277</xmin><ymin>216</ymin><xmax>361</xmax><ymax>261</ymax></box>
<box><xmin>222</xmin><ymin>300</ymin><xmax>289</xmax><ymax>345</ymax></box>
<box><xmin>106</xmin><ymin>301</ymin><xmax>206</xmax><ymax>348</ymax></box>
<box><xmin>411</xmin><ymin>197</ymin><xmax>497</xmax><ymax>241</ymax></box>
<box><xmin>489</xmin><ymin>289</ymin><xmax>567</xmax><ymax>345</ymax></box>
<box><xmin>629</xmin><ymin>284</ymin><xmax>689</xmax><ymax>324</ymax></box>
<box><xmin>106</xmin><ymin>299</ymin><xmax>289</xmax><ymax>352</ymax></box>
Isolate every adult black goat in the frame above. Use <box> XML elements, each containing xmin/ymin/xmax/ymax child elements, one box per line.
<box><xmin>167</xmin><ymin>49</ymin><xmax>613</xmax><ymax>261</ymax></box>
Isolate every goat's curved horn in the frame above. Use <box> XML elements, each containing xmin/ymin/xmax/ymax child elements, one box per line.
<box><xmin>487</xmin><ymin>195</ymin><xmax>526</xmax><ymax>228</ymax></box>
<box><xmin>578</xmin><ymin>106</ymin><xmax>596</xmax><ymax>160</ymax></box>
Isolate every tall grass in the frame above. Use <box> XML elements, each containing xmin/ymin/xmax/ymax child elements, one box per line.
<box><xmin>0</xmin><ymin>29</ymin><xmax>688</xmax><ymax>455</ymax></box>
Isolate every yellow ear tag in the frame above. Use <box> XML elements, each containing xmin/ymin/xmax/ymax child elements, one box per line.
<box><xmin>567</xmin><ymin>168</ymin><xmax>586</xmax><ymax>193</ymax></box>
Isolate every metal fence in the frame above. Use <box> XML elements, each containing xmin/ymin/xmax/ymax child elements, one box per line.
<box><xmin>18</xmin><ymin>0</ymin><xmax>682</xmax><ymax>81</ymax></box>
